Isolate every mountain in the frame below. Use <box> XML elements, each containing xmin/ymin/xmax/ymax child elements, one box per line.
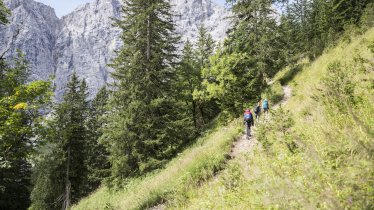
<box><xmin>0</xmin><ymin>0</ymin><xmax>60</xmax><ymax>81</ymax></box>
<box><xmin>0</xmin><ymin>0</ymin><xmax>231</xmax><ymax>99</ymax></box>
<box><xmin>53</xmin><ymin>0</ymin><xmax>122</xmax><ymax>100</ymax></box>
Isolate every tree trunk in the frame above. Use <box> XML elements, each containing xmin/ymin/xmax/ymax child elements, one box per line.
<box><xmin>192</xmin><ymin>100</ymin><xmax>197</xmax><ymax>131</ymax></box>
<box><xmin>146</xmin><ymin>15</ymin><xmax>151</xmax><ymax>61</ymax></box>
<box><xmin>63</xmin><ymin>145</ymin><xmax>71</xmax><ymax>210</ymax></box>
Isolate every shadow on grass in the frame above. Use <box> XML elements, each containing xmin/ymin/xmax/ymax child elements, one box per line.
<box><xmin>279</xmin><ymin>64</ymin><xmax>304</xmax><ymax>85</ymax></box>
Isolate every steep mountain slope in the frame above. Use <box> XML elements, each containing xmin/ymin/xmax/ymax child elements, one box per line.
<box><xmin>73</xmin><ymin>119</ymin><xmax>242</xmax><ymax>210</ymax></box>
<box><xmin>0</xmin><ymin>0</ymin><xmax>231</xmax><ymax>99</ymax></box>
<box><xmin>71</xmin><ymin>28</ymin><xmax>373</xmax><ymax>210</ymax></box>
<box><xmin>171</xmin><ymin>0</ymin><xmax>231</xmax><ymax>43</ymax></box>
<box><xmin>0</xmin><ymin>0</ymin><xmax>60</xmax><ymax>81</ymax></box>
<box><xmin>166</xmin><ymin>28</ymin><xmax>374</xmax><ymax>209</ymax></box>
<box><xmin>53</xmin><ymin>0</ymin><xmax>122</xmax><ymax>99</ymax></box>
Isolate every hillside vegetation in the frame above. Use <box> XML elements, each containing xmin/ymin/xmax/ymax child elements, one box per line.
<box><xmin>73</xmin><ymin>119</ymin><xmax>242</xmax><ymax>209</ymax></box>
<box><xmin>166</xmin><ymin>28</ymin><xmax>374</xmax><ymax>209</ymax></box>
<box><xmin>75</xmin><ymin>28</ymin><xmax>374</xmax><ymax>210</ymax></box>
<box><xmin>1</xmin><ymin>0</ymin><xmax>373</xmax><ymax>209</ymax></box>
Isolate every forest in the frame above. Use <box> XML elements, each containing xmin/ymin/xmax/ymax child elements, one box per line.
<box><xmin>0</xmin><ymin>0</ymin><xmax>373</xmax><ymax>209</ymax></box>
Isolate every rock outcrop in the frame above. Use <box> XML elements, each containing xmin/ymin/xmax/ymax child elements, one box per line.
<box><xmin>0</xmin><ymin>0</ymin><xmax>231</xmax><ymax>99</ymax></box>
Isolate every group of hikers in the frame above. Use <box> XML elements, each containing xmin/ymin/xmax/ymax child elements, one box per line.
<box><xmin>243</xmin><ymin>98</ymin><xmax>269</xmax><ymax>139</ymax></box>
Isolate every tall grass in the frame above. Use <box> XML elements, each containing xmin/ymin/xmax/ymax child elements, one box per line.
<box><xmin>167</xmin><ymin>28</ymin><xmax>374</xmax><ymax>209</ymax></box>
<box><xmin>73</xmin><ymin>119</ymin><xmax>242</xmax><ymax>210</ymax></box>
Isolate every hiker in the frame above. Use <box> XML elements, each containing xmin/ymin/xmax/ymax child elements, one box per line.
<box><xmin>254</xmin><ymin>102</ymin><xmax>261</xmax><ymax>122</ymax></box>
<box><xmin>243</xmin><ymin>109</ymin><xmax>254</xmax><ymax>139</ymax></box>
<box><xmin>262</xmin><ymin>99</ymin><xmax>269</xmax><ymax>119</ymax></box>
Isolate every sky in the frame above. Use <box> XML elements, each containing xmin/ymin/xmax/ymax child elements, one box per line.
<box><xmin>35</xmin><ymin>0</ymin><xmax>227</xmax><ymax>18</ymax></box>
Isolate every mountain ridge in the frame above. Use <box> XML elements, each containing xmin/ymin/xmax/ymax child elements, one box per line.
<box><xmin>0</xmin><ymin>0</ymin><xmax>231</xmax><ymax>99</ymax></box>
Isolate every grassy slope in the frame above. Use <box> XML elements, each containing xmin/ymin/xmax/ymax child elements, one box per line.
<box><xmin>166</xmin><ymin>28</ymin><xmax>374</xmax><ymax>209</ymax></box>
<box><xmin>75</xmin><ymin>29</ymin><xmax>373</xmax><ymax>210</ymax></box>
<box><xmin>73</xmin><ymin>119</ymin><xmax>242</xmax><ymax>209</ymax></box>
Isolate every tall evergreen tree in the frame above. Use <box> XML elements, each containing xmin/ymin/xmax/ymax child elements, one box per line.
<box><xmin>30</xmin><ymin>73</ymin><xmax>89</xmax><ymax>210</ymax></box>
<box><xmin>178</xmin><ymin>40</ymin><xmax>200</xmax><ymax>131</ymax></box>
<box><xmin>195</xmin><ymin>25</ymin><xmax>215</xmax><ymax>69</ymax></box>
<box><xmin>193</xmin><ymin>25</ymin><xmax>220</xmax><ymax>126</ymax></box>
<box><xmin>103</xmin><ymin>0</ymin><xmax>188</xmax><ymax>182</ymax></box>
<box><xmin>85</xmin><ymin>87</ymin><xmax>110</xmax><ymax>192</ymax></box>
<box><xmin>226</xmin><ymin>0</ymin><xmax>282</xmax><ymax>78</ymax></box>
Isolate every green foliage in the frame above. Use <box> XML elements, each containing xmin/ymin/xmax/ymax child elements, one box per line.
<box><xmin>277</xmin><ymin>0</ymin><xmax>372</xmax><ymax>59</ymax></box>
<box><xmin>85</xmin><ymin>87</ymin><xmax>111</xmax><ymax>192</ymax></box>
<box><xmin>0</xmin><ymin>0</ymin><xmax>10</xmax><ymax>25</ymax></box>
<box><xmin>226</xmin><ymin>0</ymin><xmax>284</xmax><ymax>77</ymax></box>
<box><xmin>360</xmin><ymin>3</ymin><xmax>374</xmax><ymax>29</ymax></box>
<box><xmin>0</xmin><ymin>53</ymin><xmax>52</xmax><ymax>210</ymax></box>
<box><xmin>177</xmin><ymin>26</ymin><xmax>220</xmax><ymax>133</ymax></box>
<box><xmin>197</xmin><ymin>51</ymin><xmax>262</xmax><ymax>118</ymax></box>
<box><xmin>319</xmin><ymin>59</ymin><xmax>373</xmax><ymax>151</ymax></box>
<box><xmin>195</xmin><ymin>25</ymin><xmax>215</xmax><ymax>69</ymax></box>
<box><xmin>169</xmin><ymin>28</ymin><xmax>374</xmax><ymax>210</ymax></box>
<box><xmin>104</xmin><ymin>0</ymin><xmax>190</xmax><ymax>184</ymax></box>
<box><xmin>261</xmin><ymin>81</ymin><xmax>284</xmax><ymax>105</ymax></box>
<box><xmin>30</xmin><ymin>73</ymin><xmax>91</xmax><ymax>209</ymax></box>
<box><xmin>73</xmin><ymin>120</ymin><xmax>242</xmax><ymax>210</ymax></box>
<box><xmin>256</xmin><ymin>107</ymin><xmax>297</xmax><ymax>153</ymax></box>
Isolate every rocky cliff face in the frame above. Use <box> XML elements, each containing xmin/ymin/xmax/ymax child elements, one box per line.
<box><xmin>54</xmin><ymin>0</ymin><xmax>122</xmax><ymax>99</ymax></box>
<box><xmin>0</xmin><ymin>0</ymin><xmax>231</xmax><ymax>99</ymax></box>
<box><xmin>0</xmin><ymin>0</ymin><xmax>60</xmax><ymax>81</ymax></box>
<box><xmin>172</xmin><ymin>0</ymin><xmax>231</xmax><ymax>43</ymax></box>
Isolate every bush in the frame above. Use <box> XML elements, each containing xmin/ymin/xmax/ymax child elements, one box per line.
<box><xmin>261</xmin><ymin>81</ymin><xmax>284</xmax><ymax>104</ymax></box>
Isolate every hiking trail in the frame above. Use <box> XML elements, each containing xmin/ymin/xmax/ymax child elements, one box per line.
<box><xmin>230</xmin><ymin>85</ymin><xmax>292</xmax><ymax>158</ymax></box>
<box><xmin>148</xmin><ymin>85</ymin><xmax>292</xmax><ymax>210</ymax></box>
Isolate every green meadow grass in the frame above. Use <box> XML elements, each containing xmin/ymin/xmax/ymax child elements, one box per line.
<box><xmin>74</xmin><ymin>28</ymin><xmax>374</xmax><ymax>210</ymax></box>
<box><xmin>73</xmin><ymin>118</ymin><xmax>242</xmax><ymax>210</ymax></box>
<box><xmin>166</xmin><ymin>28</ymin><xmax>374</xmax><ymax>209</ymax></box>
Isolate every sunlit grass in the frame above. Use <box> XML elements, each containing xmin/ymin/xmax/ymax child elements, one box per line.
<box><xmin>73</xmin><ymin>118</ymin><xmax>242</xmax><ymax>210</ymax></box>
<box><xmin>167</xmin><ymin>28</ymin><xmax>374</xmax><ymax>209</ymax></box>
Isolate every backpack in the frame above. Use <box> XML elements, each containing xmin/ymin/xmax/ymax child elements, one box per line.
<box><xmin>263</xmin><ymin>100</ymin><xmax>268</xmax><ymax>109</ymax></box>
<box><xmin>244</xmin><ymin>113</ymin><xmax>253</xmax><ymax>123</ymax></box>
<box><xmin>254</xmin><ymin>105</ymin><xmax>260</xmax><ymax>114</ymax></box>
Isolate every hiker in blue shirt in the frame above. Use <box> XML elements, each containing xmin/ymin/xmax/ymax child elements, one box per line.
<box><xmin>262</xmin><ymin>99</ymin><xmax>269</xmax><ymax>119</ymax></box>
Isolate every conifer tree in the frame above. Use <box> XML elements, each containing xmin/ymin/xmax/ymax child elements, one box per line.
<box><xmin>196</xmin><ymin>25</ymin><xmax>215</xmax><ymax>69</ymax></box>
<box><xmin>103</xmin><ymin>0</ymin><xmax>188</xmax><ymax>182</ymax></box>
<box><xmin>193</xmin><ymin>25</ymin><xmax>220</xmax><ymax>126</ymax></box>
<box><xmin>226</xmin><ymin>0</ymin><xmax>281</xmax><ymax>78</ymax></box>
<box><xmin>177</xmin><ymin>40</ymin><xmax>201</xmax><ymax>132</ymax></box>
<box><xmin>85</xmin><ymin>87</ymin><xmax>110</xmax><ymax>192</ymax></box>
<box><xmin>30</xmin><ymin>73</ymin><xmax>89</xmax><ymax>210</ymax></box>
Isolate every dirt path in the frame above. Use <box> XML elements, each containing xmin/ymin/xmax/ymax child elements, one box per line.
<box><xmin>278</xmin><ymin>86</ymin><xmax>292</xmax><ymax>108</ymax></box>
<box><xmin>230</xmin><ymin>85</ymin><xmax>292</xmax><ymax>158</ymax></box>
<box><xmin>230</xmin><ymin>134</ymin><xmax>257</xmax><ymax>158</ymax></box>
<box><xmin>148</xmin><ymin>86</ymin><xmax>292</xmax><ymax>210</ymax></box>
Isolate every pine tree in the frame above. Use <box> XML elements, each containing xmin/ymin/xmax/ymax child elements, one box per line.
<box><xmin>177</xmin><ymin>40</ymin><xmax>201</xmax><ymax>132</ymax></box>
<box><xmin>195</xmin><ymin>25</ymin><xmax>215</xmax><ymax>69</ymax></box>
<box><xmin>85</xmin><ymin>87</ymin><xmax>110</xmax><ymax>192</ymax></box>
<box><xmin>103</xmin><ymin>0</ymin><xmax>188</xmax><ymax>182</ymax></box>
<box><xmin>30</xmin><ymin>73</ymin><xmax>89</xmax><ymax>209</ymax></box>
<box><xmin>193</xmin><ymin>25</ymin><xmax>220</xmax><ymax>126</ymax></box>
<box><xmin>226</xmin><ymin>0</ymin><xmax>282</xmax><ymax>78</ymax></box>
